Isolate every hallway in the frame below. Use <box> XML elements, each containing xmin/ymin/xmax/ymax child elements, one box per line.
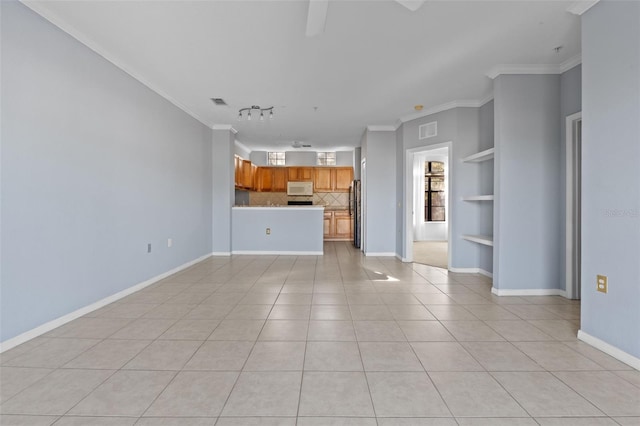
<box><xmin>1</xmin><ymin>242</ymin><xmax>638</xmax><ymax>425</ymax></box>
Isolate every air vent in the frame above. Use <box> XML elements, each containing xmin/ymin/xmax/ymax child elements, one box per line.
<box><xmin>211</xmin><ymin>98</ymin><xmax>227</xmax><ymax>106</ymax></box>
<box><xmin>419</xmin><ymin>121</ymin><xmax>437</xmax><ymax>139</ymax></box>
<box><xmin>292</xmin><ymin>141</ymin><xmax>312</xmax><ymax>149</ymax></box>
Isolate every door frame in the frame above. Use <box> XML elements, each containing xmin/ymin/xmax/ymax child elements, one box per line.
<box><xmin>404</xmin><ymin>142</ymin><xmax>452</xmax><ymax>265</ymax></box>
<box><xmin>361</xmin><ymin>158</ymin><xmax>366</xmax><ymax>253</ymax></box>
<box><xmin>565</xmin><ymin>112</ymin><xmax>582</xmax><ymax>299</ymax></box>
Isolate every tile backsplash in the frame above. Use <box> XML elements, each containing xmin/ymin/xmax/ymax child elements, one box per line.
<box><xmin>244</xmin><ymin>192</ymin><xmax>349</xmax><ymax>208</ymax></box>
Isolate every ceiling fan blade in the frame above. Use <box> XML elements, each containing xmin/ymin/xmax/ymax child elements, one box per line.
<box><xmin>306</xmin><ymin>0</ymin><xmax>329</xmax><ymax>37</ymax></box>
<box><xmin>395</xmin><ymin>0</ymin><xmax>425</xmax><ymax>12</ymax></box>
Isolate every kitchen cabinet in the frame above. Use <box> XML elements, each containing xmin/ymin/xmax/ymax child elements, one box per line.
<box><xmin>314</xmin><ymin>167</ymin><xmax>353</xmax><ymax>193</ymax></box>
<box><xmin>272</xmin><ymin>168</ymin><xmax>288</xmax><ymax>192</ymax></box>
<box><xmin>288</xmin><ymin>167</ymin><xmax>313</xmax><ymax>182</ymax></box>
<box><xmin>255</xmin><ymin>167</ymin><xmax>273</xmax><ymax>192</ymax></box>
<box><xmin>323</xmin><ymin>209</ymin><xmax>353</xmax><ymax>241</ymax></box>
<box><xmin>235</xmin><ymin>156</ymin><xmax>254</xmax><ymax>190</ymax></box>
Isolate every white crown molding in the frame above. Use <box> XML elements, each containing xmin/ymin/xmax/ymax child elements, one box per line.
<box><xmin>212</xmin><ymin>125</ymin><xmax>238</xmax><ymax>134</ymax></box>
<box><xmin>234</xmin><ymin>139</ymin><xmax>251</xmax><ymax>154</ymax></box>
<box><xmin>20</xmin><ymin>1</ymin><xmax>212</xmax><ymax>129</ymax></box>
<box><xmin>366</xmin><ymin>125</ymin><xmax>398</xmax><ymax>132</ymax></box>
<box><xmin>567</xmin><ymin>0</ymin><xmax>600</xmax><ymax>16</ymax></box>
<box><xmin>478</xmin><ymin>93</ymin><xmax>495</xmax><ymax>107</ymax></box>
<box><xmin>560</xmin><ymin>54</ymin><xmax>582</xmax><ymax>73</ymax></box>
<box><xmin>399</xmin><ymin>99</ymin><xmax>487</xmax><ymax>124</ymax></box>
<box><xmin>487</xmin><ymin>54</ymin><xmax>582</xmax><ymax>79</ymax></box>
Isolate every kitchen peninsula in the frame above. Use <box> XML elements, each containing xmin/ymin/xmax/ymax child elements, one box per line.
<box><xmin>232</xmin><ymin>206</ymin><xmax>324</xmax><ymax>255</ymax></box>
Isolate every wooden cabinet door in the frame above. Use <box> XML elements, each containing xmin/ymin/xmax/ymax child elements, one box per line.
<box><xmin>256</xmin><ymin>167</ymin><xmax>273</xmax><ymax>192</ymax></box>
<box><xmin>334</xmin><ymin>167</ymin><xmax>353</xmax><ymax>192</ymax></box>
<box><xmin>314</xmin><ymin>168</ymin><xmax>333</xmax><ymax>192</ymax></box>
<box><xmin>234</xmin><ymin>156</ymin><xmax>241</xmax><ymax>187</ymax></box>
<box><xmin>241</xmin><ymin>160</ymin><xmax>253</xmax><ymax>189</ymax></box>
<box><xmin>288</xmin><ymin>167</ymin><xmax>300</xmax><ymax>181</ymax></box>
<box><xmin>334</xmin><ymin>210</ymin><xmax>353</xmax><ymax>240</ymax></box>
<box><xmin>323</xmin><ymin>212</ymin><xmax>333</xmax><ymax>239</ymax></box>
<box><xmin>299</xmin><ymin>167</ymin><xmax>313</xmax><ymax>181</ymax></box>
<box><xmin>272</xmin><ymin>168</ymin><xmax>287</xmax><ymax>192</ymax></box>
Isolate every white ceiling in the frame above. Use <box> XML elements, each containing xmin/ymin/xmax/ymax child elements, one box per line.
<box><xmin>24</xmin><ymin>0</ymin><xmax>581</xmax><ymax>152</ymax></box>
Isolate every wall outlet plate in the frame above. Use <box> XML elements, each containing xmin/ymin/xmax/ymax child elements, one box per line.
<box><xmin>266</xmin><ymin>228</ymin><xmax>271</xmax><ymax>235</ymax></box>
<box><xmin>147</xmin><ymin>243</ymin><xmax>152</xmax><ymax>253</ymax></box>
<box><xmin>168</xmin><ymin>238</ymin><xmax>173</xmax><ymax>248</ymax></box>
<box><xmin>597</xmin><ymin>275</ymin><xmax>607</xmax><ymax>293</ymax></box>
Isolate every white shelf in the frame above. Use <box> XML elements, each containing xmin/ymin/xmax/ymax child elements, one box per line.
<box><xmin>462</xmin><ymin>148</ymin><xmax>494</xmax><ymax>163</ymax></box>
<box><xmin>462</xmin><ymin>195</ymin><xmax>494</xmax><ymax>201</ymax></box>
<box><xmin>462</xmin><ymin>234</ymin><xmax>494</xmax><ymax>247</ymax></box>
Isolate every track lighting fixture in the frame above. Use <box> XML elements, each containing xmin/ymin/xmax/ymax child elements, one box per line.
<box><xmin>238</xmin><ymin>105</ymin><xmax>274</xmax><ymax>121</ymax></box>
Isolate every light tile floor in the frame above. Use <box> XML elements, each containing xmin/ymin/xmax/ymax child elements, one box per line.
<box><xmin>1</xmin><ymin>242</ymin><xmax>639</xmax><ymax>426</ymax></box>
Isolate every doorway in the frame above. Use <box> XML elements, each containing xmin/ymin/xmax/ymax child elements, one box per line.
<box><xmin>566</xmin><ymin>112</ymin><xmax>582</xmax><ymax>299</ymax></box>
<box><xmin>405</xmin><ymin>143</ymin><xmax>452</xmax><ymax>267</ymax></box>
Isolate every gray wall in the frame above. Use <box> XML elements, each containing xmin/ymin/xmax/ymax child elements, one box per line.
<box><xmin>399</xmin><ymin>108</ymin><xmax>486</xmax><ymax>271</ymax></box>
<box><xmin>361</xmin><ymin>130</ymin><xmax>397</xmax><ymax>254</ymax></box>
<box><xmin>558</xmin><ymin>65</ymin><xmax>583</xmax><ymax>289</ymax></box>
<box><xmin>493</xmin><ymin>74</ymin><xmax>562</xmax><ymax>290</ymax></box>
<box><xmin>212</xmin><ymin>129</ymin><xmax>234</xmax><ymax>254</ymax></box>
<box><xmin>478</xmin><ymin>101</ymin><xmax>495</xmax><ymax>273</ymax></box>
<box><xmin>581</xmin><ymin>1</ymin><xmax>640</xmax><ymax>359</ymax></box>
<box><xmin>285</xmin><ymin>151</ymin><xmax>317</xmax><ymax>166</ymax></box>
<box><xmin>336</xmin><ymin>151</ymin><xmax>354</xmax><ymax>167</ymax></box>
<box><xmin>250</xmin><ymin>151</ymin><xmax>268</xmax><ymax>166</ymax></box>
<box><xmin>0</xmin><ymin>2</ymin><xmax>213</xmax><ymax>342</ymax></box>
<box><xmin>234</xmin><ymin>141</ymin><xmax>251</xmax><ymax>159</ymax></box>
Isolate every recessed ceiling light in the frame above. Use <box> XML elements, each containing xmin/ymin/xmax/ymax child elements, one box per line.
<box><xmin>414</xmin><ymin>105</ymin><xmax>424</xmax><ymax>111</ymax></box>
<box><xmin>211</xmin><ymin>98</ymin><xmax>227</xmax><ymax>106</ymax></box>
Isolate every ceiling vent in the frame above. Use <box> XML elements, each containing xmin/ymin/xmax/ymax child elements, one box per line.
<box><xmin>419</xmin><ymin>121</ymin><xmax>437</xmax><ymax>139</ymax></box>
<box><xmin>210</xmin><ymin>98</ymin><xmax>227</xmax><ymax>106</ymax></box>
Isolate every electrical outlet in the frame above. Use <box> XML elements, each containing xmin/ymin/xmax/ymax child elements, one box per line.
<box><xmin>147</xmin><ymin>243</ymin><xmax>152</xmax><ymax>253</ymax></box>
<box><xmin>597</xmin><ymin>275</ymin><xmax>607</xmax><ymax>293</ymax></box>
<box><xmin>266</xmin><ymin>228</ymin><xmax>271</xmax><ymax>235</ymax></box>
<box><xmin>168</xmin><ymin>238</ymin><xmax>173</xmax><ymax>248</ymax></box>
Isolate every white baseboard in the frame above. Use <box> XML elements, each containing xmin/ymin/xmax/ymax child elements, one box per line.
<box><xmin>448</xmin><ymin>267</ymin><xmax>493</xmax><ymax>278</ymax></box>
<box><xmin>231</xmin><ymin>250</ymin><xmax>323</xmax><ymax>256</ymax></box>
<box><xmin>396</xmin><ymin>254</ymin><xmax>410</xmax><ymax>262</ymax></box>
<box><xmin>365</xmin><ymin>252</ymin><xmax>397</xmax><ymax>257</ymax></box>
<box><xmin>491</xmin><ymin>287</ymin><xmax>567</xmax><ymax>297</ymax></box>
<box><xmin>0</xmin><ymin>252</ymin><xmax>213</xmax><ymax>353</ymax></box>
<box><xmin>578</xmin><ymin>330</ymin><xmax>640</xmax><ymax>370</ymax></box>
<box><xmin>211</xmin><ymin>252</ymin><xmax>231</xmax><ymax>256</ymax></box>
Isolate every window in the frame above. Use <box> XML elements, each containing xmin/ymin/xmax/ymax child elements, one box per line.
<box><xmin>267</xmin><ymin>152</ymin><xmax>285</xmax><ymax>166</ymax></box>
<box><xmin>317</xmin><ymin>152</ymin><xmax>336</xmax><ymax>166</ymax></box>
<box><xmin>425</xmin><ymin>161</ymin><xmax>445</xmax><ymax>221</ymax></box>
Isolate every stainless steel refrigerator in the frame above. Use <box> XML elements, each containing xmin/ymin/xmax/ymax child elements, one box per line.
<box><xmin>350</xmin><ymin>180</ymin><xmax>361</xmax><ymax>248</ymax></box>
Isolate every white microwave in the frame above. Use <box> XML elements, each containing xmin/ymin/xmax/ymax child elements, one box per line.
<box><xmin>287</xmin><ymin>181</ymin><xmax>313</xmax><ymax>196</ymax></box>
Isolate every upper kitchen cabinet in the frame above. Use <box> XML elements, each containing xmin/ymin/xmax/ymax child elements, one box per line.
<box><xmin>288</xmin><ymin>167</ymin><xmax>313</xmax><ymax>182</ymax></box>
<box><xmin>314</xmin><ymin>167</ymin><xmax>353</xmax><ymax>193</ymax></box>
<box><xmin>255</xmin><ymin>167</ymin><xmax>273</xmax><ymax>192</ymax></box>
<box><xmin>272</xmin><ymin>168</ymin><xmax>288</xmax><ymax>192</ymax></box>
<box><xmin>235</xmin><ymin>156</ymin><xmax>254</xmax><ymax>190</ymax></box>
<box><xmin>334</xmin><ymin>167</ymin><xmax>353</xmax><ymax>192</ymax></box>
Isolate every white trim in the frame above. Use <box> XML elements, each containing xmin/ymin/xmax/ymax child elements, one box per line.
<box><xmin>567</xmin><ymin>0</ymin><xmax>600</xmax><ymax>16</ymax></box>
<box><xmin>560</xmin><ymin>54</ymin><xmax>582</xmax><ymax>73</ymax></box>
<box><xmin>491</xmin><ymin>287</ymin><xmax>567</xmax><ymax>297</ymax></box>
<box><xmin>0</xmin><ymin>252</ymin><xmax>213</xmax><ymax>353</ymax></box>
<box><xmin>565</xmin><ymin>112</ymin><xmax>582</xmax><ymax>300</ymax></box>
<box><xmin>231</xmin><ymin>251</ymin><xmax>323</xmax><ymax>256</ymax></box>
<box><xmin>399</xmin><ymin>100</ymin><xmax>484</xmax><ymax>124</ymax></box>
<box><xmin>20</xmin><ymin>1</ymin><xmax>211</xmax><ymax>129</ymax></box>
<box><xmin>212</xmin><ymin>125</ymin><xmax>238</xmax><ymax>134</ymax></box>
<box><xmin>396</xmin><ymin>254</ymin><xmax>411</xmax><ymax>263</ymax></box>
<box><xmin>366</xmin><ymin>125</ymin><xmax>397</xmax><ymax>132</ymax></box>
<box><xmin>478</xmin><ymin>93</ymin><xmax>494</xmax><ymax>107</ymax></box>
<box><xmin>404</xmin><ymin>142</ymin><xmax>453</xmax><ymax>265</ymax></box>
<box><xmin>578</xmin><ymin>330</ymin><xmax>640</xmax><ymax>370</ymax></box>
<box><xmin>486</xmin><ymin>55</ymin><xmax>582</xmax><ymax>79</ymax></box>
<box><xmin>448</xmin><ymin>267</ymin><xmax>493</xmax><ymax>278</ymax></box>
<box><xmin>461</xmin><ymin>234</ymin><xmax>494</xmax><ymax>247</ymax></box>
<box><xmin>234</xmin><ymin>139</ymin><xmax>251</xmax><ymax>154</ymax></box>
<box><xmin>364</xmin><ymin>252</ymin><xmax>397</xmax><ymax>257</ymax></box>
<box><xmin>211</xmin><ymin>251</ymin><xmax>232</xmax><ymax>256</ymax></box>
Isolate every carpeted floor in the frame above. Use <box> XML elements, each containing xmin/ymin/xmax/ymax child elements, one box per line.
<box><xmin>413</xmin><ymin>241</ymin><xmax>448</xmax><ymax>269</ymax></box>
